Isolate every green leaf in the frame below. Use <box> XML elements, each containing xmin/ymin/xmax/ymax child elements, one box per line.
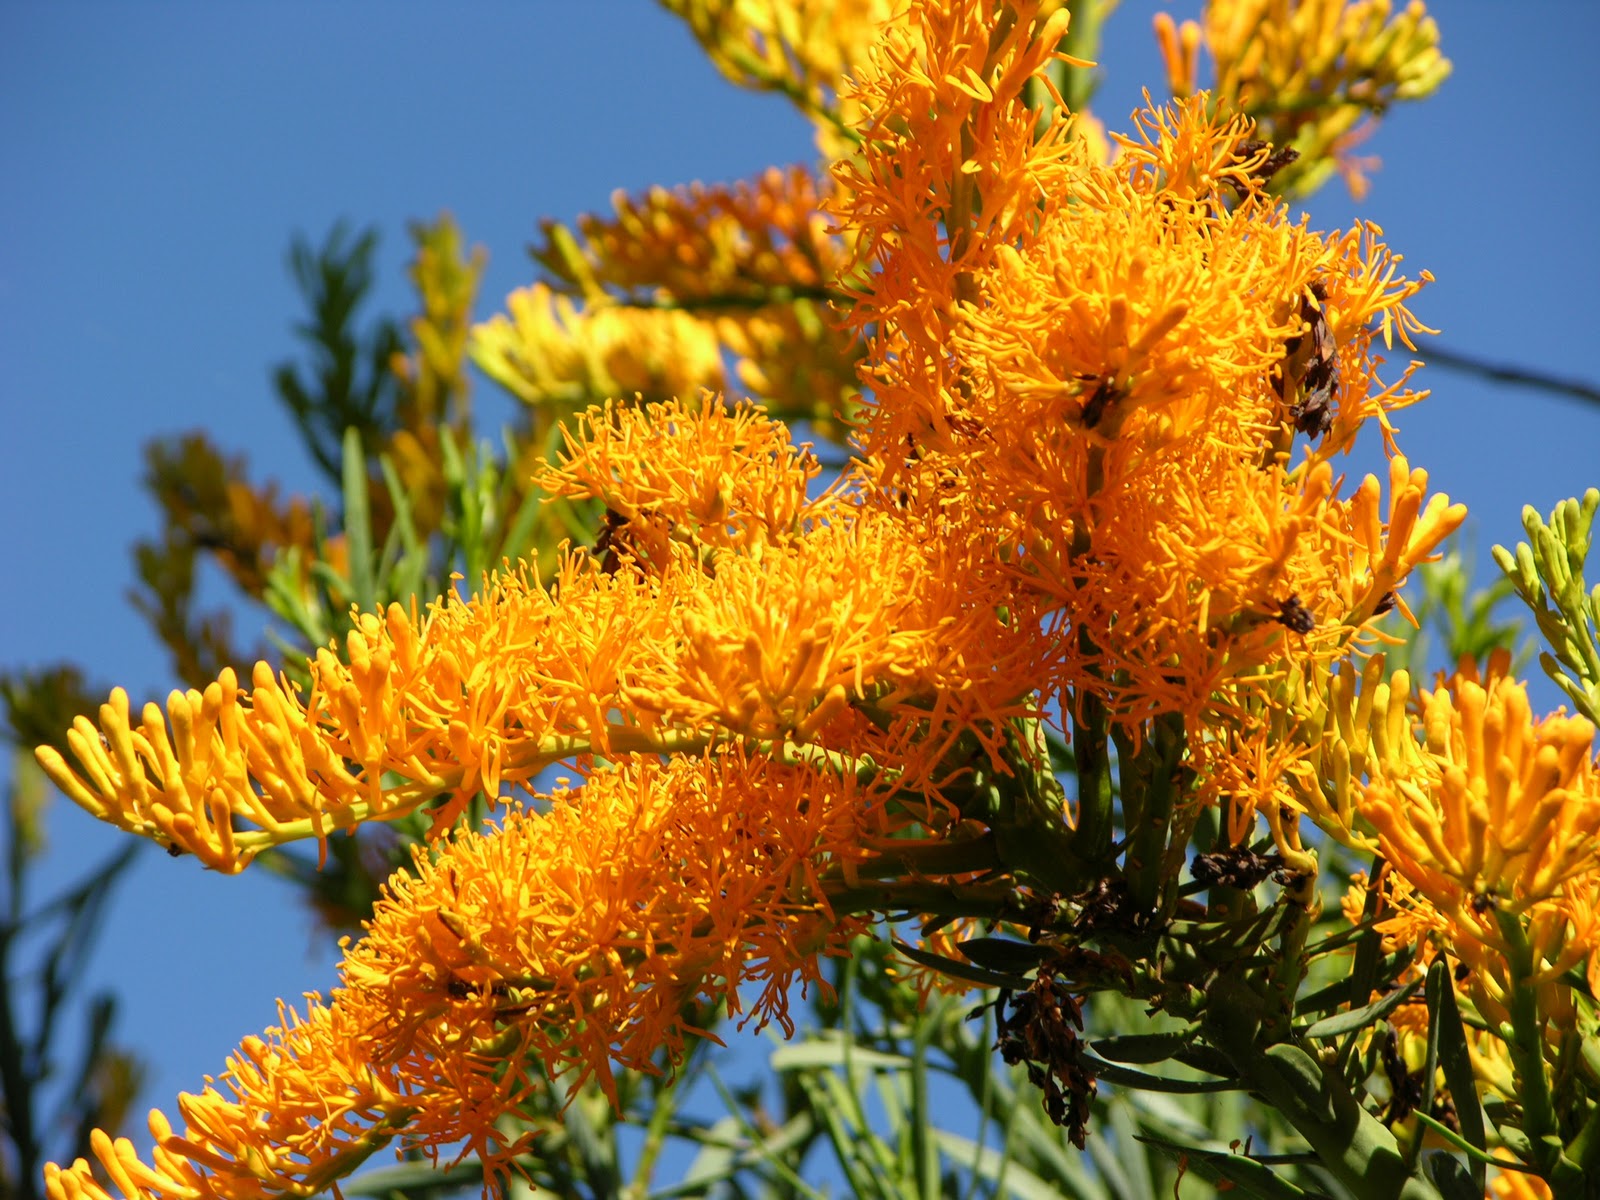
<box><xmin>934</xmin><ymin>1130</ymin><xmax>1106</xmax><ymax>1200</ymax></box>
<box><xmin>892</xmin><ymin>939</ymin><xmax>1033</xmax><ymax>990</ymax></box>
<box><xmin>1425</xmin><ymin>960</ymin><xmax>1488</xmax><ymax>1193</ymax></box>
<box><xmin>1424</xmin><ymin>1150</ymin><xmax>1480</xmax><ymax>1200</ymax></box>
<box><xmin>340</xmin><ymin>1159</ymin><xmax>487</xmax><ymax>1196</ymax></box>
<box><xmin>341</xmin><ymin>426</ymin><xmax>376</xmax><ymax>613</ymax></box>
<box><xmin>376</xmin><ymin>452</ymin><xmax>430</xmax><ymax>605</ymax></box>
<box><xmin>1081</xmin><ymin>1050</ymin><xmax>1241</xmax><ymax>1095</ymax></box>
<box><xmin>770</xmin><ymin>1040</ymin><xmax>912</xmax><ymax>1073</ymax></box>
<box><xmin>957</xmin><ymin>936</ymin><xmax>1058</xmax><ymax>974</ymax></box>
<box><xmin>1089</xmin><ymin>1027</ymin><xmax>1202</xmax><ymax>1065</ymax></box>
<box><xmin>1411</xmin><ymin>1112</ymin><xmax>1529</xmax><ymax>1173</ymax></box>
<box><xmin>1137</xmin><ymin>1133</ymin><xmax>1325</xmax><ymax>1200</ymax></box>
<box><xmin>1301</xmin><ymin>977</ymin><xmax>1421</xmax><ymax>1039</ymax></box>
<box><xmin>1296</xmin><ymin>948</ymin><xmax>1416</xmax><ymax>1018</ymax></box>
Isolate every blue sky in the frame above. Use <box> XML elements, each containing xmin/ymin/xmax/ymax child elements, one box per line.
<box><xmin>3</xmin><ymin>0</ymin><xmax>1598</xmax><ymax>1168</ymax></box>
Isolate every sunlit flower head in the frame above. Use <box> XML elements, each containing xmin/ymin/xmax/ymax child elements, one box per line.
<box><xmin>1357</xmin><ymin>652</ymin><xmax>1600</xmax><ymax>920</ymax></box>
<box><xmin>530</xmin><ymin>168</ymin><xmax>864</xmax><ymax>427</ymax></box>
<box><xmin>828</xmin><ymin>0</ymin><xmax>1458</xmax><ymax>723</ymax></box>
<box><xmin>48</xmin><ymin>749</ymin><xmax>904</xmax><ymax>1200</ymax></box>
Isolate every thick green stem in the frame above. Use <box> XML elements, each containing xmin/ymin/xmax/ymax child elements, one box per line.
<box><xmin>821</xmin><ymin>879</ymin><xmax>1018</xmax><ymax>919</ymax></box>
<box><xmin>1068</xmin><ymin>445</ymin><xmax>1114</xmax><ymax>868</ymax></box>
<box><xmin>1124</xmin><ymin>712</ymin><xmax>1185</xmax><ymax>913</ymax></box>
<box><xmin>623</xmin><ymin>1076</ymin><xmax>678</xmax><ymax>1200</ymax></box>
<box><xmin>1495</xmin><ymin>910</ymin><xmax>1580</xmax><ymax>1192</ymax></box>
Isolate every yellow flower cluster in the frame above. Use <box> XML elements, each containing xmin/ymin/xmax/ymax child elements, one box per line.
<box><xmin>1155</xmin><ymin>0</ymin><xmax>1451</xmax><ymax>197</ymax></box>
<box><xmin>480</xmin><ymin>167</ymin><xmax>862</xmax><ymax>430</ymax></box>
<box><xmin>470</xmin><ymin>281</ymin><xmax>728</xmax><ymax>409</ymax></box>
<box><xmin>658</xmin><ymin>0</ymin><xmax>898</xmax><ymax>152</ymax></box>
<box><xmin>1299</xmin><ymin>649</ymin><xmax>1600</xmax><ymax>1064</ymax></box>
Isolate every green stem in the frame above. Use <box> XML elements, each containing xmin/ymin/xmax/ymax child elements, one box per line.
<box><xmin>623</xmin><ymin>1076</ymin><xmax>678</xmax><ymax>1200</ymax></box>
<box><xmin>1496</xmin><ymin>910</ymin><xmax>1563</xmax><ymax>1177</ymax></box>
<box><xmin>1069</xmin><ymin>445</ymin><xmax>1114</xmax><ymax>868</ymax></box>
<box><xmin>1060</xmin><ymin>0</ymin><xmax>1104</xmax><ymax>116</ymax></box>
<box><xmin>1124</xmin><ymin>712</ymin><xmax>1184</xmax><ymax>913</ymax></box>
<box><xmin>1496</xmin><ymin>914</ymin><xmax>1597</xmax><ymax>1197</ymax></box>
<box><xmin>822</xmin><ymin>879</ymin><xmax>1017</xmax><ymax>919</ymax></box>
<box><xmin>840</xmin><ymin>832</ymin><xmax>1002</xmax><ymax>881</ymax></box>
<box><xmin>1203</xmin><ymin>979</ymin><xmax>1440</xmax><ymax>1200</ymax></box>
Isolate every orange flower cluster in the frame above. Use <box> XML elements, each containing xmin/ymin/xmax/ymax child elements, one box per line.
<box><xmin>40</xmin><ymin>2</ymin><xmax>1490</xmax><ymax>1196</ymax></box>
<box><xmin>38</xmin><ymin>397</ymin><xmax>1043</xmax><ymax>870</ymax></box>
<box><xmin>536</xmin><ymin>166</ymin><xmax>844</xmax><ymax>307</ymax></box>
<box><xmin>1491</xmin><ymin>1173</ymin><xmax>1555</xmax><ymax>1200</ymax></box>
<box><xmin>46</xmin><ymin>751</ymin><xmax>893</xmax><ymax>1200</ymax></box>
<box><xmin>45</xmin><ymin>999</ymin><xmax>405</xmax><ymax>1200</ymax></box>
<box><xmin>1299</xmin><ymin>650</ymin><xmax>1600</xmax><ymax>1062</ymax></box>
<box><xmin>828</xmin><ymin>0</ymin><xmax>1461</xmax><ymax>726</ymax></box>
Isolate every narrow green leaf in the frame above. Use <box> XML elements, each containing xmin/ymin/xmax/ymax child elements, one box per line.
<box><xmin>911</xmin><ymin>1005</ymin><xmax>939</xmax><ymax>1200</ymax></box>
<box><xmin>377</xmin><ymin>453</ymin><xmax>429</xmax><ymax>603</ymax></box>
<box><xmin>1137</xmin><ymin>1134</ymin><xmax>1322</xmax><ymax>1200</ymax></box>
<box><xmin>770</xmin><ymin>1040</ymin><xmax>912</xmax><ymax>1072</ymax></box>
<box><xmin>1423</xmin><ymin>960</ymin><xmax>1488</xmax><ymax>1194</ymax></box>
<box><xmin>1424</xmin><ymin>1150</ymin><xmax>1480</xmax><ymax>1200</ymax></box>
<box><xmin>893</xmin><ymin>939</ymin><xmax>1032</xmax><ymax>990</ymax></box>
<box><xmin>1297</xmin><ymin>947</ymin><xmax>1416</xmax><ymax>1017</ymax></box>
<box><xmin>1411</xmin><ymin>1112</ymin><xmax>1529</xmax><ymax>1173</ymax></box>
<box><xmin>934</xmin><ymin>1130</ymin><xmax>1105</xmax><ymax>1200</ymax></box>
<box><xmin>1081</xmin><ymin>1051</ymin><xmax>1240</xmax><ymax>1095</ymax></box>
<box><xmin>1107</xmin><ymin>1098</ymin><xmax>1156</xmax><ymax>1200</ymax></box>
<box><xmin>342</xmin><ymin>426</ymin><xmax>375</xmax><ymax>612</ymax></box>
<box><xmin>958</xmin><ymin>936</ymin><xmax>1057</xmax><ymax>974</ymax></box>
<box><xmin>341</xmin><ymin>1159</ymin><xmax>486</xmax><ymax>1196</ymax></box>
<box><xmin>1089</xmin><ymin>1028</ymin><xmax>1201</xmax><ymax>1065</ymax></box>
<box><xmin>1302</xmin><ymin>976</ymin><xmax>1421</xmax><ymax>1039</ymax></box>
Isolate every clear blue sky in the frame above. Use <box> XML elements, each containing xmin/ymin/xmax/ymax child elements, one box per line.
<box><xmin>2</xmin><ymin>0</ymin><xmax>1598</xmax><ymax>1163</ymax></box>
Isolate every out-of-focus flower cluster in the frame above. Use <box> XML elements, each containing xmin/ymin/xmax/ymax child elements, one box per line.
<box><xmin>1155</xmin><ymin>0</ymin><xmax>1451</xmax><ymax>197</ymax></box>
<box><xmin>473</xmin><ymin>166</ymin><xmax>863</xmax><ymax>436</ymax></box>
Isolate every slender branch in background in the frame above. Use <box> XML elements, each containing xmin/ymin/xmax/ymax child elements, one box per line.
<box><xmin>1422</xmin><ymin>339</ymin><xmax>1600</xmax><ymax>407</ymax></box>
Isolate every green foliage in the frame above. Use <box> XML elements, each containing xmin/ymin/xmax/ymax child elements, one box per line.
<box><xmin>274</xmin><ymin>223</ymin><xmax>407</xmax><ymax>486</ymax></box>
<box><xmin>1494</xmin><ymin>489</ymin><xmax>1600</xmax><ymax>724</ymax></box>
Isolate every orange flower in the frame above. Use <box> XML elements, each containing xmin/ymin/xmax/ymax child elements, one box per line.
<box><xmin>832</xmin><ymin>7</ymin><xmax>1459</xmax><ymax>722</ymax></box>
<box><xmin>1356</xmin><ymin>654</ymin><xmax>1600</xmax><ymax>922</ymax></box>
<box><xmin>42</xmin><ymin>397</ymin><xmax>1052</xmax><ymax>867</ymax></box>
<box><xmin>44</xmin><ymin>998</ymin><xmax>413</xmax><ymax>1200</ymax></box>
<box><xmin>535</xmin><ymin>395</ymin><xmax>834</xmax><ymax>560</ymax></box>
<box><xmin>1491</xmin><ymin>1173</ymin><xmax>1553</xmax><ymax>1200</ymax></box>
<box><xmin>536</xmin><ymin>166</ymin><xmax>846</xmax><ymax>307</ymax></box>
<box><xmin>35</xmin><ymin>555</ymin><xmax>698</xmax><ymax>867</ymax></box>
<box><xmin>45</xmin><ymin>750</ymin><xmax>897</xmax><ymax>1200</ymax></box>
